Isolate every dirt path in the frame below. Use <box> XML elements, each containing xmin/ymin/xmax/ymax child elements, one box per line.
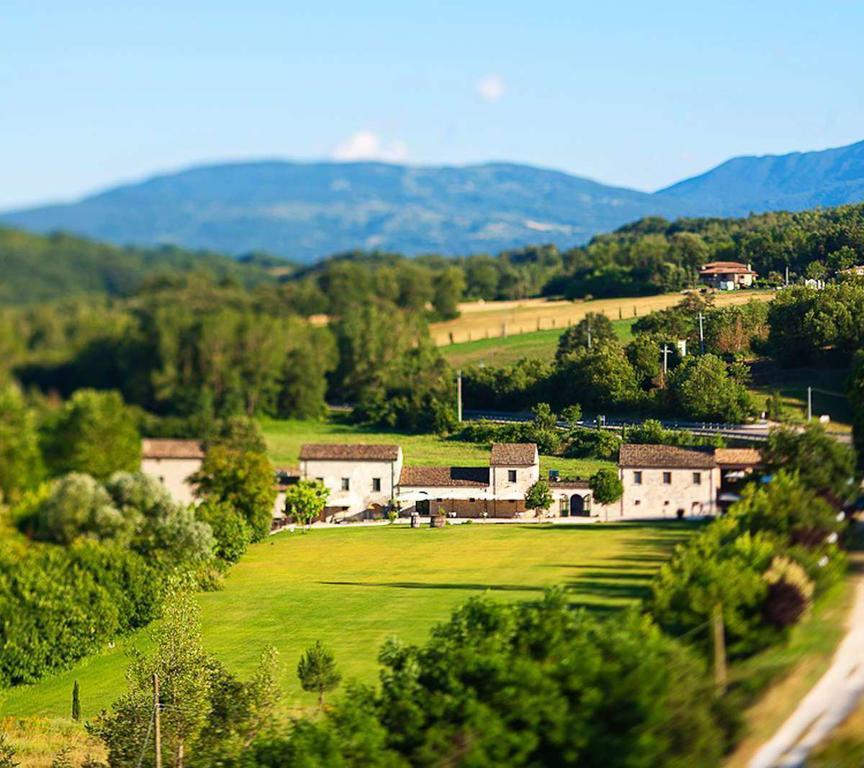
<box><xmin>749</xmin><ymin>570</ymin><xmax>864</xmax><ymax>767</ymax></box>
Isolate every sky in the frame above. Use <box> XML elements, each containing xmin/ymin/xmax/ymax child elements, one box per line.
<box><xmin>2</xmin><ymin>0</ymin><xmax>864</xmax><ymax>208</ymax></box>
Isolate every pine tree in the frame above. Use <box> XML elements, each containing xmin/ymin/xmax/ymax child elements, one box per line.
<box><xmin>297</xmin><ymin>641</ymin><xmax>341</xmax><ymax>707</ymax></box>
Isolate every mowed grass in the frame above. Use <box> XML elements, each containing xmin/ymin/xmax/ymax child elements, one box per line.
<box><xmin>261</xmin><ymin>416</ymin><xmax>614</xmax><ymax>478</ymax></box>
<box><xmin>441</xmin><ymin>318</ymin><xmax>634</xmax><ymax>367</ymax></box>
<box><xmin>1</xmin><ymin>522</ymin><xmax>697</xmax><ymax>719</ymax></box>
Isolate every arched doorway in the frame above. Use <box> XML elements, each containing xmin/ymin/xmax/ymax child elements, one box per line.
<box><xmin>570</xmin><ymin>494</ymin><xmax>586</xmax><ymax>517</ymax></box>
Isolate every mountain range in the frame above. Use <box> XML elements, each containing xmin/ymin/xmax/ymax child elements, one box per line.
<box><xmin>4</xmin><ymin>140</ymin><xmax>864</xmax><ymax>263</ymax></box>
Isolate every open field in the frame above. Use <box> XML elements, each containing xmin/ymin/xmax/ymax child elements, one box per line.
<box><xmin>429</xmin><ymin>290</ymin><xmax>774</xmax><ymax>346</ymax></box>
<box><xmin>260</xmin><ymin>416</ymin><xmax>615</xmax><ymax>477</ymax></box>
<box><xmin>0</xmin><ymin>522</ymin><xmax>697</xmax><ymax>721</ymax></box>
<box><xmin>442</xmin><ymin>317</ymin><xmax>634</xmax><ymax>367</ymax></box>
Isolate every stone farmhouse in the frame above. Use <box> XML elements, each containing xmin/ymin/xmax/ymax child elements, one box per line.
<box><xmin>698</xmin><ymin>261</ymin><xmax>757</xmax><ymax>290</ymax></box>
<box><xmin>140</xmin><ymin>437</ymin><xmax>761</xmax><ymax>525</ymax></box>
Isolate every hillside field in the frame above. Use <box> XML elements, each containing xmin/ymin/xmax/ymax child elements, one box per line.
<box><xmin>429</xmin><ymin>290</ymin><xmax>774</xmax><ymax>346</ymax></box>
<box><xmin>0</xmin><ymin>522</ymin><xmax>697</xmax><ymax>721</ymax></box>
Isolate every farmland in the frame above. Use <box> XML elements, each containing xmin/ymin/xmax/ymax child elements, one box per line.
<box><xmin>429</xmin><ymin>290</ymin><xmax>774</xmax><ymax>346</ymax></box>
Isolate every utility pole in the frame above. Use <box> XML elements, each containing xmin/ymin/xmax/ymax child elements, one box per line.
<box><xmin>807</xmin><ymin>386</ymin><xmax>812</xmax><ymax>422</ymax></box>
<box><xmin>153</xmin><ymin>673</ymin><xmax>162</xmax><ymax>768</ymax></box>
<box><xmin>457</xmin><ymin>370</ymin><xmax>463</xmax><ymax>423</ymax></box>
<box><xmin>785</xmin><ymin>266</ymin><xmax>790</xmax><ymax>286</ymax></box>
<box><xmin>661</xmin><ymin>344</ymin><xmax>672</xmax><ymax>375</ymax></box>
<box><xmin>712</xmin><ymin>604</ymin><xmax>727</xmax><ymax>694</ymax></box>
<box><xmin>587</xmin><ymin>318</ymin><xmax>592</xmax><ymax>350</ymax></box>
<box><xmin>698</xmin><ymin>312</ymin><xmax>705</xmax><ymax>355</ymax></box>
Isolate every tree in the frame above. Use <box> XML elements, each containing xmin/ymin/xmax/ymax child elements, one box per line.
<box><xmin>72</xmin><ymin>680</ymin><xmax>81</xmax><ymax>721</ymax></box>
<box><xmin>850</xmin><ymin>350</ymin><xmax>864</xmax><ymax>469</ymax></box>
<box><xmin>666</xmin><ymin>354</ymin><xmax>754</xmax><ymax>423</ymax></box>
<box><xmin>762</xmin><ymin>423</ymin><xmax>857</xmax><ymax>498</ymax></box>
<box><xmin>590</xmin><ymin>468</ymin><xmax>624</xmax><ymax>505</ymax></box>
<box><xmin>297</xmin><ymin>641</ymin><xmax>342</xmax><ymax>707</ymax></box>
<box><xmin>0</xmin><ymin>384</ymin><xmax>44</xmax><ymax>503</ymax></box>
<box><xmin>556</xmin><ymin>312</ymin><xmax>616</xmax><ymax>359</ymax></box>
<box><xmin>283</xmin><ymin>480</ymin><xmax>329</xmax><ymax>529</ymax></box>
<box><xmin>43</xmin><ymin>389</ymin><xmax>140</xmax><ymax>480</ymax></box>
<box><xmin>556</xmin><ymin>342</ymin><xmax>640</xmax><ymax>409</ymax></box>
<box><xmin>193</xmin><ymin>446</ymin><xmax>276</xmax><ymax>541</ymax></box>
<box><xmin>431</xmin><ymin>267</ymin><xmax>466</xmax><ymax>320</ymax></box>
<box><xmin>197</xmin><ymin>499</ymin><xmax>252</xmax><ymax>564</ymax></box>
<box><xmin>92</xmin><ymin>590</ymin><xmax>214</xmax><ymax>768</ymax></box>
<box><xmin>206</xmin><ymin>415</ymin><xmax>267</xmax><ymax>453</ymax></box>
<box><xmin>524</xmin><ymin>479</ymin><xmax>553</xmax><ymax>518</ymax></box>
<box><xmin>50</xmin><ymin>749</ymin><xmax>73</xmax><ymax>768</ymax></box>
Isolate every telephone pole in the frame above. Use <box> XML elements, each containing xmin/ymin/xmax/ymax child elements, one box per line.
<box><xmin>807</xmin><ymin>386</ymin><xmax>812</xmax><ymax>421</ymax></box>
<box><xmin>698</xmin><ymin>312</ymin><xmax>705</xmax><ymax>354</ymax></box>
<box><xmin>712</xmin><ymin>604</ymin><xmax>727</xmax><ymax>694</ymax></box>
<box><xmin>153</xmin><ymin>673</ymin><xmax>162</xmax><ymax>768</ymax></box>
<box><xmin>457</xmin><ymin>370</ymin><xmax>463</xmax><ymax>423</ymax></box>
<box><xmin>661</xmin><ymin>344</ymin><xmax>672</xmax><ymax>375</ymax></box>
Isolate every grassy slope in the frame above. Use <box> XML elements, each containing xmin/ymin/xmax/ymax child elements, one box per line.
<box><xmin>441</xmin><ymin>318</ymin><xmax>634</xmax><ymax>367</ymax></box>
<box><xmin>261</xmin><ymin>417</ymin><xmax>614</xmax><ymax>478</ymax></box>
<box><xmin>0</xmin><ymin>522</ymin><xmax>696</xmax><ymax>720</ymax></box>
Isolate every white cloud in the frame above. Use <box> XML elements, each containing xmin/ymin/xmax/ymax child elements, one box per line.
<box><xmin>476</xmin><ymin>74</ymin><xmax>506</xmax><ymax>103</ymax></box>
<box><xmin>331</xmin><ymin>131</ymin><xmax>408</xmax><ymax>162</ymax></box>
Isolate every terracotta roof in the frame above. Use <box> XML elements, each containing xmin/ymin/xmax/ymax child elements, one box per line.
<box><xmin>141</xmin><ymin>438</ymin><xmax>204</xmax><ymax>460</ymax></box>
<box><xmin>399</xmin><ymin>466</ymin><xmax>489</xmax><ymax>487</ymax></box>
<box><xmin>549</xmin><ymin>479</ymin><xmax>591</xmax><ymax>490</ymax></box>
<box><xmin>714</xmin><ymin>448</ymin><xmax>762</xmax><ymax>468</ymax></box>
<box><xmin>299</xmin><ymin>443</ymin><xmax>401</xmax><ymax>462</ymax></box>
<box><xmin>699</xmin><ymin>261</ymin><xmax>756</xmax><ymax>275</ymax></box>
<box><xmin>490</xmin><ymin>443</ymin><xmax>538</xmax><ymax>466</ymax></box>
<box><xmin>619</xmin><ymin>444</ymin><xmax>716</xmax><ymax>469</ymax></box>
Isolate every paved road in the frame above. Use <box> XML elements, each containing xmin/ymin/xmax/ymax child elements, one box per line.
<box><xmin>750</xmin><ymin>571</ymin><xmax>864</xmax><ymax>767</ymax></box>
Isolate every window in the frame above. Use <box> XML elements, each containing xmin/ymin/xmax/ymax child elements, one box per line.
<box><xmin>372</xmin><ymin>477</ymin><xmax>381</xmax><ymax>492</ymax></box>
<box><xmin>561</xmin><ymin>497</ymin><xmax>570</xmax><ymax>514</ymax></box>
<box><xmin>633</xmin><ymin>471</ymin><xmax>642</xmax><ymax>485</ymax></box>
<box><xmin>634</xmin><ymin>499</ymin><xmax>641</xmax><ymax>506</ymax></box>
<box><xmin>341</xmin><ymin>478</ymin><xmax>350</xmax><ymax>491</ymax></box>
<box><xmin>315</xmin><ymin>477</ymin><xmax>324</xmax><ymax>483</ymax></box>
<box><xmin>508</xmin><ymin>469</ymin><xmax>517</xmax><ymax>482</ymax></box>
<box><xmin>693</xmin><ymin>472</ymin><xmax>701</xmax><ymax>485</ymax></box>
<box><xmin>662</xmin><ymin>472</ymin><xmax>672</xmax><ymax>485</ymax></box>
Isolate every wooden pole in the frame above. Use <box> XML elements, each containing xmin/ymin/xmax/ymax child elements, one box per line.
<box><xmin>712</xmin><ymin>604</ymin><xmax>727</xmax><ymax>694</ymax></box>
<box><xmin>153</xmin><ymin>673</ymin><xmax>162</xmax><ymax>768</ymax></box>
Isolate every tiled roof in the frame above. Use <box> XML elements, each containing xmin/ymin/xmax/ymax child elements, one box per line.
<box><xmin>699</xmin><ymin>261</ymin><xmax>756</xmax><ymax>275</ymax></box>
<box><xmin>490</xmin><ymin>443</ymin><xmax>538</xmax><ymax>466</ymax></box>
<box><xmin>299</xmin><ymin>443</ymin><xmax>401</xmax><ymax>462</ymax></box>
<box><xmin>141</xmin><ymin>439</ymin><xmax>204</xmax><ymax>460</ymax></box>
<box><xmin>549</xmin><ymin>479</ymin><xmax>591</xmax><ymax>490</ymax></box>
<box><xmin>619</xmin><ymin>444</ymin><xmax>716</xmax><ymax>469</ymax></box>
<box><xmin>714</xmin><ymin>448</ymin><xmax>762</xmax><ymax>468</ymax></box>
<box><xmin>399</xmin><ymin>466</ymin><xmax>490</xmax><ymax>487</ymax></box>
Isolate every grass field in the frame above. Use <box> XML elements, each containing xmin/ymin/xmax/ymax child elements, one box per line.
<box><xmin>429</xmin><ymin>290</ymin><xmax>773</xmax><ymax>346</ymax></box>
<box><xmin>260</xmin><ymin>416</ymin><xmax>615</xmax><ymax>477</ymax></box>
<box><xmin>0</xmin><ymin>522</ymin><xmax>697</xmax><ymax>722</ymax></box>
<box><xmin>441</xmin><ymin>318</ymin><xmax>634</xmax><ymax>367</ymax></box>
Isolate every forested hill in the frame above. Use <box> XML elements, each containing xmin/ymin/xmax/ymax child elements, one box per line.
<box><xmin>5</xmin><ymin>139</ymin><xmax>864</xmax><ymax>262</ymax></box>
<box><xmin>0</xmin><ymin>162</ymin><xmax>673</xmax><ymax>262</ymax></box>
<box><xmin>0</xmin><ymin>227</ymin><xmax>278</xmax><ymax>304</ymax></box>
<box><xmin>656</xmin><ymin>139</ymin><xmax>864</xmax><ymax>215</ymax></box>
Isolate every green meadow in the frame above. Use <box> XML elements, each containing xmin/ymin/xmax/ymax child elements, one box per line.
<box><xmin>1</xmin><ymin>522</ymin><xmax>696</xmax><ymax>719</ymax></box>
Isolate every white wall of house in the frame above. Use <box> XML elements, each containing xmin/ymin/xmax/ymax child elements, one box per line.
<box><xmin>491</xmin><ymin>461</ymin><xmax>539</xmax><ymax>497</ymax></box>
<box><xmin>141</xmin><ymin>457</ymin><xmax>202</xmax><ymax>505</ymax></box>
<box><xmin>301</xmin><ymin>454</ymin><xmax>403</xmax><ymax>517</ymax></box>
<box><xmin>617</xmin><ymin>466</ymin><xmax>719</xmax><ymax>518</ymax></box>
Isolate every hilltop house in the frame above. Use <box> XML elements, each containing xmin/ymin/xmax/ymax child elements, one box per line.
<box><xmin>699</xmin><ymin>261</ymin><xmax>757</xmax><ymax>290</ymax></box>
<box><xmin>140</xmin><ymin>438</ymin><xmax>204</xmax><ymax>504</ymax></box>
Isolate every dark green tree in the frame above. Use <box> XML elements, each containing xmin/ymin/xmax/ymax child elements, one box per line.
<box><xmin>590</xmin><ymin>468</ymin><xmax>624</xmax><ymax>505</ymax></box>
<box><xmin>297</xmin><ymin>641</ymin><xmax>342</xmax><ymax>707</ymax></box>
<box><xmin>524</xmin><ymin>479</ymin><xmax>554</xmax><ymax>518</ymax></box>
<box><xmin>556</xmin><ymin>312</ymin><xmax>616</xmax><ymax>359</ymax></box>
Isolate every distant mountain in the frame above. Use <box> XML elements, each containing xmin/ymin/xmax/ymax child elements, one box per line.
<box><xmin>0</xmin><ymin>162</ymin><xmax>680</xmax><ymax>262</ymax></box>
<box><xmin>5</xmin><ymin>141</ymin><xmax>864</xmax><ymax>262</ymax></box>
<box><xmin>655</xmin><ymin>140</ymin><xmax>864</xmax><ymax>215</ymax></box>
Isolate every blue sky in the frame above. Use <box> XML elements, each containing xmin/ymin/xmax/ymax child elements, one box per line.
<box><xmin>2</xmin><ymin>0</ymin><xmax>863</xmax><ymax>208</ymax></box>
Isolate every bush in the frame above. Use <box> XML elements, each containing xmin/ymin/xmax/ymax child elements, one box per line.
<box><xmin>197</xmin><ymin>500</ymin><xmax>252</xmax><ymax>564</ymax></box>
<box><xmin>565</xmin><ymin>427</ymin><xmax>622</xmax><ymax>460</ymax></box>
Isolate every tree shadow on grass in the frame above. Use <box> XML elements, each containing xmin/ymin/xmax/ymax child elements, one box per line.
<box><xmin>319</xmin><ymin>580</ymin><xmax>546</xmax><ymax>593</ymax></box>
<box><xmin>568</xmin><ymin>578</ymin><xmax>653</xmax><ymax>602</ymax></box>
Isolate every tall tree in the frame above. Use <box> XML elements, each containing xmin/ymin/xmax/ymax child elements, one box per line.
<box><xmin>0</xmin><ymin>384</ymin><xmax>44</xmax><ymax>502</ymax></box>
<box><xmin>297</xmin><ymin>641</ymin><xmax>342</xmax><ymax>707</ymax></box>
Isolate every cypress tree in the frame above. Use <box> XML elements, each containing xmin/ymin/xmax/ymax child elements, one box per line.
<box><xmin>71</xmin><ymin>680</ymin><xmax>81</xmax><ymax>721</ymax></box>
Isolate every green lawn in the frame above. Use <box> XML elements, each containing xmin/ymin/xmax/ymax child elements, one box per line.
<box><xmin>441</xmin><ymin>318</ymin><xmax>635</xmax><ymax>367</ymax></box>
<box><xmin>261</xmin><ymin>416</ymin><xmax>614</xmax><ymax>478</ymax></box>
<box><xmin>1</xmin><ymin>522</ymin><xmax>697</xmax><ymax>719</ymax></box>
